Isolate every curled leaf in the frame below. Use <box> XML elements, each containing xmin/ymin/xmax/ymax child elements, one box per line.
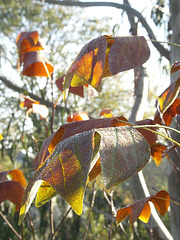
<box><xmin>116</xmin><ymin>190</ymin><xmax>170</xmax><ymax>226</ymax></box>
<box><xmin>0</xmin><ymin>169</ymin><xmax>26</xmax><ymax>187</ymax></box>
<box><xmin>151</xmin><ymin>143</ymin><xmax>167</xmax><ymax>166</ymax></box>
<box><xmin>171</xmin><ymin>61</ymin><xmax>180</xmax><ymax>74</ymax></box>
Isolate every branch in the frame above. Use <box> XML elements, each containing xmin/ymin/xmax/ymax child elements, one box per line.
<box><xmin>0</xmin><ymin>75</ymin><xmax>66</xmax><ymax>112</ymax></box>
<box><xmin>43</xmin><ymin>0</ymin><xmax>170</xmax><ymax>60</ymax></box>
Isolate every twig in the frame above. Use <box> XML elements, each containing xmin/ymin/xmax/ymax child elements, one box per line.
<box><xmin>83</xmin><ymin>181</ymin><xmax>97</xmax><ymax>240</ymax></box>
<box><xmin>49</xmin><ymin>201</ymin><xmax>55</xmax><ymax>240</ymax></box>
<box><xmin>20</xmin><ymin>222</ymin><xmax>24</xmax><ymax>240</ymax></box>
<box><xmin>0</xmin><ymin>210</ymin><xmax>22</xmax><ymax>240</ymax></box>
<box><xmin>27</xmin><ymin>212</ymin><xmax>36</xmax><ymax>240</ymax></box>
<box><xmin>49</xmin><ymin>207</ymin><xmax>72</xmax><ymax>240</ymax></box>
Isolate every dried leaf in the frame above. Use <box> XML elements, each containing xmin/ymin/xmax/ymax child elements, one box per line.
<box><xmin>151</xmin><ymin>143</ymin><xmax>167</xmax><ymax>166</ymax></box>
<box><xmin>22</xmin><ymin>51</ymin><xmax>54</xmax><ymax>77</ymax></box>
<box><xmin>19</xmin><ymin>126</ymin><xmax>150</xmax><ymax>224</ymax></box>
<box><xmin>63</xmin><ymin>35</ymin><xmax>150</xmax><ymax>100</ymax></box>
<box><xmin>0</xmin><ymin>181</ymin><xmax>25</xmax><ymax>211</ymax></box>
<box><xmin>156</xmin><ymin>78</ymin><xmax>180</xmax><ymax>113</ymax></box>
<box><xmin>116</xmin><ymin>190</ymin><xmax>170</xmax><ymax>226</ymax></box>
<box><xmin>67</xmin><ymin>112</ymin><xmax>89</xmax><ymax>122</ymax></box>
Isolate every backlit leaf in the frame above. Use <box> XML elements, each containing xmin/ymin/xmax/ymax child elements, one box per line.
<box><xmin>0</xmin><ymin>134</ymin><xmax>3</xmax><ymax>140</ymax></box>
<box><xmin>99</xmin><ymin>109</ymin><xmax>113</xmax><ymax>118</ymax></box>
<box><xmin>63</xmin><ymin>35</ymin><xmax>150</xmax><ymax>100</ymax></box>
<box><xmin>19</xmin><ymin>126</ymin><xmax>150</xmax><ymax>224</ymax></box>
<box><xmin>16</xmin><ymin>31</ymin><xmax>40</xmax><ymax>54</ymax></box>
<box><xmin>154</xmin><ymin>98</ymin><xmax>180</xmax><ymax>126</ymax></box>
<box><xmin>22</xmin><ymin>51</ymin><xmax>54</xmax><ymax>77</ymax></box>
<box><xmin>151</xmin><ymin>143</ymin><xmax>167</xmax><ymax>166</ymax></box>
<box><xmin>116</xmin><ymin>190</ymin><xmax>170</xmax><ymax>226</ymax></box>
<box><xmin>56</xmin><ymin>74</ymin><xmax>85</xmax><ymax>98</ymax></box>
<box><xmin>156</xmin><ymin>77</ymin><xmax>180</xmax><ymax>113</ymax></box>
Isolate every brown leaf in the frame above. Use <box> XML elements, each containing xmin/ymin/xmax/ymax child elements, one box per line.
<box><xmin>22</xmin><ymin>51</ymin><xmax>54</xmax><ymax>77</ymax></box>
<box><xmin>171</xmin><ymin>61</ymin><xmax>180</xmax><ymax>74</ymax></box>
<box><xmin>0</xmin><ymin>181</ymin><xmax>24</xmax><ymax>211</ymax></box>
<box><xmin>135</xmin><ymin>119</ymin><xmax>158</xmax><ymax>146</ymax></box>
<box><xmin>116</xmin><ymin>190</ymin><xmax>170</xmax><ymax>226</ymax></box>
<box><xmin>151</xmin><ymin>143</ymin><xmax>167</xmax><ymax>166</ymax></box>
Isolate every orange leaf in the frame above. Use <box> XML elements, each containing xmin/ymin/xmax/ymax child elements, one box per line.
<box><xmin>88</xmin><ymin>157</ymin><xmax>101</xmax><ymax>181</ymax></box>
<box><xmin>67</xmin><ymin>112</ymin><xmax>89</xmax><ymax>122</ymax></box>
<box><xmin>151</xmin><ymin>143</ymin><xmax>167</xmax><ymax>166</ymax></box>
<box><xmin>156</xmin><ymin>77</ymin><xmax>180</xmax><ymax>113</ymax></box>
<box><xmin>154</xmin><ymin>98</ymin><xmax>180</xmax><ymax>126</ymax></box>
<box><xmin>116</xmin><ymin>190</ymin><xmax>170</xmax><ymax>226</ymax></box>
<box><xmin>0</xmin><ymin>169</ymin><xmax>26</xmax><ymax>188</ymax></box>
<box><xmin>16</xmin><ymin>31</ymin><xmax>40</xmax><ymax>54</ymax></box>
<box><xmin>0</xmin><ymin>181</ymin><xmax>24</xmax><ymax>211</ymax></box>
<box><xmin>171</xmin><ymin>61</ymin><xmax>180</xmax><ymax>74</ymax></box>
<box><xmin>56</xmin><ymin>74</ymin><xmax>85</xmax><ymax>98</ymax></box>
<box><xmin>22</xmin><ymin>51</ymin><xmax>54</xmax><ymax>77</ymax></box>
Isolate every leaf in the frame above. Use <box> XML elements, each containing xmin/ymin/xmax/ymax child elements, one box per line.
<box><xmin>16</xmin><ymin>31</ymin><xmax>41</xmax><ymax>54</ymax></box>
<box><xmin>156</xmin><ymin>77</ymin><xmax>180</xmax><ymax>113</ymax></box>
<box><xmin>56</xmin><ymin>74</ymin><xmax>85</xmax><ymax>98</ymax></box>
<box><xmin>63</xmin><ymin>35</ymin><xmax>150</xmax><ymax>100</ymax></box>
<box><xmin>19</xmin><ymin>126</ymin><xmax>150</xmax><ymax>224</ymax></box>
<box><xmin>20</xmin><ymin>96</ymin><xmax>49</xmax><ymax>119</ymax></box>
<box><xmin>135</xmin><ymin>119</ymin><xmax>158</xmax><ymax>146</ymax></box>
<box><xmin>0</xmin><ymin>169</ymin><xmax>27</xmax><ymax>188</ymax></box>
<box><xmin>0</xmin><ymin>181</ymin><xmax>25</xmax><ymax>211</ymax></box>
<box><xmin>116</xmin><ymin>190</ymin><xmax>170</xmax><ymax>226</ymax></box>
<box><xmin>151</xmin><ymin>143</ymin><xmax>167</xmax><ymax>166</ymax></box>
<box><xmin>154</xmin><ymin>98</ymin><xmax>180</xmax><ymax>126</ymax></box>
<box><xmin>67</xmin><ymin>112</ymin><xmax>89</xmax><ymax>122</ymax></box>
<box><xmin>99</xmin><ymin>109</ymin><xmax>113</xmax><ymax>118</ymax></box>
<box><xmin>0</xmin><ymin>134</ymin><xmax>3</xmax><ymax>140</ymax></box>
<box><xmin>171</xmin><ymin>61</ymin><xmax>180</xmax><ymax>74</ymax></box>
<box><xmin>22</xmin><ymin>51</ymin><xmax>54</xmax><ymax>77</ymax></box>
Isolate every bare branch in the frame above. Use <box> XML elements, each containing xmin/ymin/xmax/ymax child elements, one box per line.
<box><xmin>42</xmin><ymin>0</ymin><xmax>170</xmax><ymax>60</ymax></box>
<box><xmin>0</xmin><ymin>75</ymin><xmax>66</xmax><ymax>112</ymax></box>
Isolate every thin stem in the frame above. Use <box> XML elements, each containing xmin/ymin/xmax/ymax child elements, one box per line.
<box><xmin>49</xmin><ymin>207</ymin><xmax>72</xmax><ymax>240</ymax></box>
<box><xmin>148</xmin><ymin>38</ymin><xmax>180</xmax><ymax>48</ymax></box>
<box><xmin>20</xmin><ymin>222</ymin><xmax>24</xmax><ymax>240</ymax></box>
<box><xmin>83</xmin><ymin>181</ymin><xmax>97</xmax><ymax>240</ymax></box>
<box><xmin>27</xmin><ymin>212</ymin><xmax>36</xmax><ymax>240</ymax></box>
<box><xmin>49</xmin><ymin>201</ymin><xmax>55</xmax><ymax>240</ymax></box>
<box><xmin>0</xmin><ymin>210</ymin><xmax>22</xmax><ymax>240</ymax></box>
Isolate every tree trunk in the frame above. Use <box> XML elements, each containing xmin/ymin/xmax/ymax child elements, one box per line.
<box><xmin>168</xmin><ymin>1</ymin><xmax>180</xmax><ymax>239</ymax></box>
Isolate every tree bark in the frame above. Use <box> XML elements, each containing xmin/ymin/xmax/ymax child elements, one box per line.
<box><xmin>168</xmin><ymin>1</ymin><xmax>180</xmax><ymax>239</ymax></box>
